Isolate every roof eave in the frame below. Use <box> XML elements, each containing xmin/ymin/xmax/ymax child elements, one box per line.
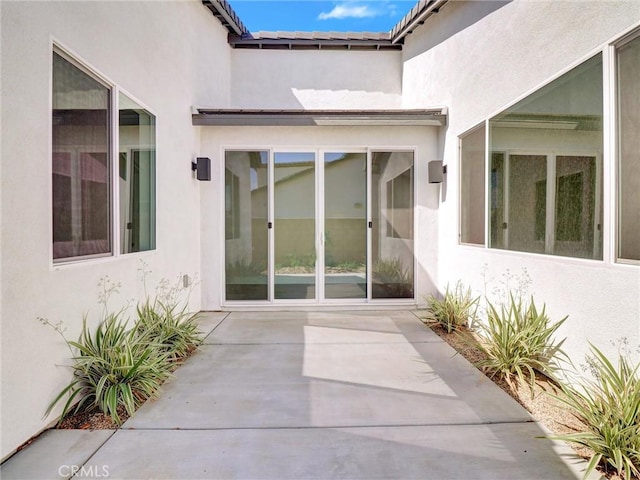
<box><xmin>192</xmin><ymin>108</ymin><xmax>448</xmax><ymax>127</ymax></box>
<box><xmin>202</xmin><ymin>0</ymin><xmax>248</xmax><ymax>36</ymax></box>
<box><xmin>228</xmin><ymin>36</ymin><xmax>402</xmax><ymax>51</ymax></box>
<box><xmin>390</xmin><ymin>0</ymin><xmax>449</xmax><ymax>44</ymax></box>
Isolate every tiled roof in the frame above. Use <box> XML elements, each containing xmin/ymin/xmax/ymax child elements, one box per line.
<box><xmin>202</xmin><ymin>0</ymin><xmax>248</xmax><ymax>36</ymax></box>
<box><xmin>228</xmin><ymin>30</ymin><xmax>399</xmax><ymax>50</ymax></box>
<box><xmin>391</xmin><ymin>0</ymin><xmax>448</xmax><ymax>43</ymax></box>
<box><xmin>203</xmin><ymin>0</ymin><xmax>449</xmax><ymax>48</ymax></box>
<box><xmin>248</xmin><ymin>31</ymin><xmax>391</xmax><ymax>41</ymax></box>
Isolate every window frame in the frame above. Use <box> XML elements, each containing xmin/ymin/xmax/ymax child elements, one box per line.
<box><xmin>458</xmin><ymin>123</ymin><xmax>487</xmax><ymax>246</ymax></box>
<box><xmin>614</xmin><ymin>29</ymin><xmax>640</xmax><ymax>264</ymax></box>
<box><xmin>51</xmin><ymin>44</ymin><xmax>157</xmax><ymax>265</ymax></box>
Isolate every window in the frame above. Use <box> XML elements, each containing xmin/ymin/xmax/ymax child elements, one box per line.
<box><xmin>119</xmin><ymin>93</ymin><xmax>156</xmax><ymax>253</ymax></box>
<box><xmin>488</xmin><ymin>54</ymin><xmax>603</xmax><ymax>260</ymax></box>
<box><xmin>52</xmin><ymin>50</ymin><xmax>156</xmax><ymax>261</ymax></box>
<box><xmin>52</xmin><ymin>52</ymin><xmax>111</xmax><ymax>260</ymax></box>
<box><xmin>617</xmin><ymin>33</ymin><xmax>640</xmax><ymax>262</ymax></box>
<box><xmin>460</xmin><ymin>125</ymin><xmax>485</xmax><ymax>245</ymax></box>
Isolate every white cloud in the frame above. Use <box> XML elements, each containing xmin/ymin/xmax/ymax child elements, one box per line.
<box><xmin>318</xmin><ymin>4</ymin><xmax>378</xmax><ymax>20</ymax></box>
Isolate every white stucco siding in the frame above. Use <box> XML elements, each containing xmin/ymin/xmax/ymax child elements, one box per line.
<box><xmin>199</xmin><ymin>126</ymin><xmax>440</xmax><ymax>309</ymax></box>
<box><xmin>402</xmin><ymin>0</ymin><xmax>640</xmax><ymax>364</ymax></box>
<box><xmin>230</xmin><ymin>50</ymin><xmax>403</xmax><ymax>109</ymax></box>
<box><xmin>0</xmin><ymin>0</ymin><xmax>231</xmax><ymax>460</ymax></box>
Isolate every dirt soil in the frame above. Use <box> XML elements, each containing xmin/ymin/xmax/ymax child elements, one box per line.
<box><xmin>57</xmin><ymin>406</ymin><xmax>128</xmax><ymax>430</ymax></box>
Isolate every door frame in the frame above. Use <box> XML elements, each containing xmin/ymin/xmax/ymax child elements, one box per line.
<box><xmin>221</xmin><ymin>146</ymin><xmax>417</xmax><ymax>306</ymax></box>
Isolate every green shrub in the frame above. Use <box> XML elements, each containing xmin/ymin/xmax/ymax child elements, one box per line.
<box><xmin>135</xmin><ymin>300</ymin><xmax>202</xmax><ymax>362</ymax></box>
<box><xmin>426</xmin><ymin>282</ymin><xmax>479</xmax><ymax>333</ymax></box>
<box><xmin>45</xmin><ymin>313</ymin><xmax>172</xmax><ymax>425</ymax></box>
<box><xmin>474</xmin><ymin>294</ymin><xmax>568</xmax><ymax>392</ymax></box>
<box><xmin>549</xmin><ymin>345</ymin><xmax>640</xmax><ymax>480</ymax></box>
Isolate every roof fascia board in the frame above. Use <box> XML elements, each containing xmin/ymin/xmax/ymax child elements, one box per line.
<box><xmin>228</xmin><ymin>37</ymin><xmax>402</xmax><ymax>50</ymax></box>
<box><xmin>192</xmin><ymin>109</ymin><xmax>447</xmax><ymax>127</ymax></box>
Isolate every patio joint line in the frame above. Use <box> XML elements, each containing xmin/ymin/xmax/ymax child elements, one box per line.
<box><xmin>65</xmin><ymin>430</ymin><xmax>117</xmax><ymax>479</ymax></box>
<box><xmin>122</xmin><ymin>419</ymin><xmax>537</xmax><ymax>432</ymax></box>
<box><xmin>200</xmin><ymin>312</ymin><xmax>232</xmax><ymax>342</ymax></box>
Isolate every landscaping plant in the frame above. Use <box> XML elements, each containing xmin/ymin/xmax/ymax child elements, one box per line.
<box><xmin>135</xmin><ymin>299</ymin><xmax>202</xmax><ymax>362</ymax></box>
<box><xmin>426</xmin><ymin>281</ymin><xmax>479</xmax><ymax>333</ymax></box>
<box><xmin>42</xmin><ymin>269</ymin><xmax>201</xmax><ymax>426</ymax></box>
<box><xmin>474</xmin><ymin>294</ymin><xmax>568</xmax><ymax>392</ymax></box>
<box><xmin>44</xmin><ymin>313</ymin><xmax>173</xmax><ymax>425</ymax></box>
<box><xmin>549</xmin><ymin>345</ymin><xmax>640</xmax><ymax>480</ymax></box>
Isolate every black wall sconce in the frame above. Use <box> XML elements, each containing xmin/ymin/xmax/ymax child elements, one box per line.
<box><xmin>192</xmin><ymin>157</ymin><xmax>211</xmax><ymax>181</ymax></box>
<box><xmin>428</xmin><ymin>160</ymin><xmax>446</xmax><ymax>183</ymax></box>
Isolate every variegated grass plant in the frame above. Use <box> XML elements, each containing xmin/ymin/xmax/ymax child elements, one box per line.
<box><xmin>473</xmin><ymin>294</ymin><xmax>568</xmax><ymax>393</ymax></box>
<box><xmin>426</xmin><ymin>282</ymin><xmax>479</xmax><ymax>333</ymax></box>
<box><xmin>134</xmin><ymin>300</ymin><xmax>202</xmax><ymax>362</ymax></box>
<box><xmin>45</xmin><ymin>313</ymin><xmax>172</xmax><ymax>425</ymax></box>
<box><xmin>549</xmin><ymin>345</ymin><xmax>640</xmax><ymax>480</ymax></box>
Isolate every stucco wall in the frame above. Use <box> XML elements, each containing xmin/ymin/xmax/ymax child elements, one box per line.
<box><xmin>199</xmin><ymin>126</ymin><xmax>439</xmax><ymax>309</ymax></box>
<box><xmin>402</xmin><ymin>0</ymin><xmax>640</xmax><ymax>364</ymax></box>
<box><xmin>0</xmin><ymin>0</ymin><xmax>230</xmax><ymax>460</ymax></box>
<box><xmin>230</xmin><ymin>49</ymin><xmax>403</xmax><ymax>109</ymax></box>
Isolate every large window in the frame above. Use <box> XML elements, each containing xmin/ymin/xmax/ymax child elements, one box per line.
<box><xmin>488</xmin><ymin>54</ymin><xmax>603</xmax><ymax>260</ymax></box>
<box><xmin>52</xmin><ymin>50</ymin><xmax>156</xmax><ymax>261</ymax></box>
<box><xmin>52</xmin><ymin>52</ymin><xmax>111</xmax><ymax>260</ymax></box>
<box><xmin>617</xmin><ymin>33</ymin><xmax>640</xmax><ymax>262</ymax></box>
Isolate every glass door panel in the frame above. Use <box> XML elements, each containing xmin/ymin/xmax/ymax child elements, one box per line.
<box><xmin>224</xmin><ymin>151</ymin><xmax>269</xmax><ymax>301</ymax></box>
<box><xmin>324</xmin><ymin>152</ymin><xmax>367</xmax><ymax>299</ymax></box>
<box><xmin>371</xmin><ymin>152</ymin><xmax>414</xmax><ymax>299</ymax></box>
<box><xmin>274</xmin><ymin>152</ymin><xmax>316</xmax><ymax>300</ymax></box>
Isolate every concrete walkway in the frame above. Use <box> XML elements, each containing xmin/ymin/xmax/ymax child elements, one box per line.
<box><xmin>2</xmin><ymin>311</ymin><xmax>594</xmax><ymax>479</ymax></box>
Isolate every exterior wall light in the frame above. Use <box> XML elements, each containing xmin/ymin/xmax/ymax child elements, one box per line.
<box><xmin>192</xmin><ymin>157</ymin><xmax>211</xmax><ymax>181</ymax></box>
<box><xmin>428</xmin><ymin>160</ymin><xmax>446</xmax><ymax>183</ymax></box>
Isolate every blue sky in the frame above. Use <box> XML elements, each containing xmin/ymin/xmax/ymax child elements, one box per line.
<box><xmin>227</xmin><ymin>1</ymin><xmax>417</xmax><ymax>33</ymax></box>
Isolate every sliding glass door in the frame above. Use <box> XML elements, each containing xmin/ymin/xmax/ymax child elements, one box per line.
<box><xmin>323</xmin><ymin>152</ymin><xmax>367</xmax><ymax>299</ymax></box>
<box><xmin>274</xmin><ymin>152</ymin><xmax>316</xmax><ymax>300</ymax></box>
<box><xmin>371</xmin><ymin>152</ymin><xmax>414</xmax><ymax>299</ymax></box>
<box><xmin>224</xmin><ymin>149</ymin><xmax>415</xmax><ymax>303</ymax></box>
<box><xmin>224</xmin><ymin>151</ymin><xmax>269</xmax><ymax>301</ymax></box>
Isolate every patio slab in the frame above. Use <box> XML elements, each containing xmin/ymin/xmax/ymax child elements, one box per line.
<box><xmin>125</xmin><ymin>340</ymin><xmax>529</xmax><ymax>429</ymax></box>
<box><xmin>203</xmin><ymin>310</ymin><xmax>438</xmax><ymax>345</ymax></box>
<box><xmin>84</xmin><ymin>424</ymin><xmax>584</xmax><ymax>480</ymax></box>
<box><xmin>0</xmin><ymin>430</ymin><xmax>114</xmax><ymax>480</ymax></box>
<box><xmin>1</xmin><ymin>310</ymin><xmax>597</xmax><ymax>479</ymax></box>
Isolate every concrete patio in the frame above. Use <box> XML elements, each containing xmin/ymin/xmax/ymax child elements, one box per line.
<box><xmin>1</xmin><ymin>310</ymin><xmax>595</xmax><ymax>479</ymax></box>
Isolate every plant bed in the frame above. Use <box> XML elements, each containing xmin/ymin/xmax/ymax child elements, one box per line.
<box><xmin>425</xmin><ymin>322</ymin><xmax>636</xmax><ymax>479</ymax></box>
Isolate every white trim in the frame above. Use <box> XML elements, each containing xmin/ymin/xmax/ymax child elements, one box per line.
<box><xmin>458</xmin><ymin>122</ymin><xmax>486</xmax><ymax>247</ymax></box>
